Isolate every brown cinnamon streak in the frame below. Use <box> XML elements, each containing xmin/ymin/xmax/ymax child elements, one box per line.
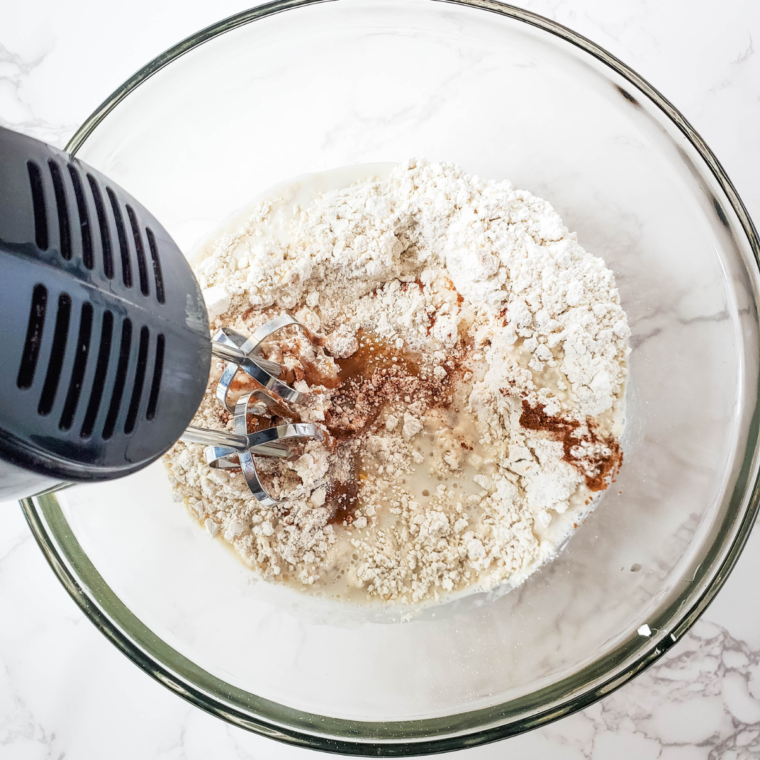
<box><xmin>519</xmin><ymin>400</ymin><xmax>622</xmax><ymax>492</ymax></box>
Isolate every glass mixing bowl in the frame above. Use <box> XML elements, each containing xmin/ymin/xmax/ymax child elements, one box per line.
<box><xmin>22</xmin><ymin>0</ymin><xmax>760</xmax><ymax>753</ymax></box>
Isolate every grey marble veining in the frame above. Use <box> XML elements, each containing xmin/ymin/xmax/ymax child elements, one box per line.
<box><xmin>0</xmin><ymin>0</ymin><xmax>759</xmax><ymax>758</ymax></box>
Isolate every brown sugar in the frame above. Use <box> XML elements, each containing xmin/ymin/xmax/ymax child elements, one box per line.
<box><xmin>325</xmin><ymin>330</ymin><xmax>447</xmax><ymax>440</ymax></box>
<box><xmin>316</xmin><ymin>329</ymin><xmax>458</xmax><ymax>522</ymax></box>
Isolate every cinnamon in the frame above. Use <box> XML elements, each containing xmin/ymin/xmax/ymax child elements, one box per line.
<box><xmin>519</xmin><ymin>400</ymin><xmax>623</xmax><ymax>492</ymax></box>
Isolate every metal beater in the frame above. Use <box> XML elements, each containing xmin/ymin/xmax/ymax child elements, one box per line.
<box><xmin>181</xmin><ymin>314</ymin><xmax>325</xmax><ymax>505</ymax></box>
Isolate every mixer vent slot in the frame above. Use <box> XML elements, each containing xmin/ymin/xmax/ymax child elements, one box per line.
<box><xmin>38</xmin><ymin>293</ymin><xmax>72</xmax><ymax>416</ymax></box>
<box><xmin>102</xmin><ymin>318</ymin><xmax>132</xmax><ymax>440</ymax></box>
<box><xmin>146</xmin><ymin>228</ymin><xmax>165</xmax><ymax>304</ymax></box>
<box><xmin>125</xmin><ymin>326</ymin><xmax>150</xmax><ymax>434</ymax></box>
<box><xmin>48</xmin><ymin>161</ymin><xmax>72</xmax><ymax>261</ymax></box>
<box><xmin>126</xmin><ymin>205</ymin><xmax>150</xmax><ymax>297</ymax></box>
<box><xmin>146</xmin><ymin>333</ymin><xmax>164</xmax><ymax>421</ymax></box>
<box><xmin>68</xmin><ymin>165</ymin><xmax>94</xmax><ymax>269</ymax></box>
<box><xmin>107</xmin><ymin>187</ymin><xmax>132</xmax><ymax>288</ymax></box>
<box><xmin>17</xmin><ymin>284</ymin><xmax>48</xmax><ymax>390</ymax></box>
<box><xmin>86</xmin><ymin>174</ymin><xmax>114</xmax><ymax>280</ymax></box>
<box><xmin>27</xmin><ymin>161</ymin><xmax>48</xmax><ymax>251</ymax></box>
<box><xmin>59</xmin><ymin>302</ymin><xmax>94</xmax><ymax>431</ymax></box>
<box><xmin>80</xmin><ymin>310</ymin><xmax>113</xmax><ymax>439</ymax></box>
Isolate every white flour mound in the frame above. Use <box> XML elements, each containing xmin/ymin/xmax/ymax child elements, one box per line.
<box><xmin>165</xmin><ymin>159</ymin><xmax>630</xmax><ymax>606</ymax></box>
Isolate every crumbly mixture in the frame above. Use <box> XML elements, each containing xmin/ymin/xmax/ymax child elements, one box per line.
<box><xmin>165</xmin><ymin>160</ymin><xmax>630</xmax><ymax>605</ymax></box>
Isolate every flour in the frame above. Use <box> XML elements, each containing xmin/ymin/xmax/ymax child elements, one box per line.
<box><xmin>167</xmin><ymin>160</ymin><xmax>630</xmax><ymax>606</ymax></box>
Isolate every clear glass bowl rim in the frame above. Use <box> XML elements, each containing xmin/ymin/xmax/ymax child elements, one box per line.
<box><xmin>20</xmin><ymin>0</ymin><xmax>760</xmax><ymax>754</ymax></box>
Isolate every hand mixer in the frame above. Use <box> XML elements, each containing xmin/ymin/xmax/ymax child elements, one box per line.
<box><xmin>0</xmin><ymin>127</ymin><xmax>324</xmax><ymax>501</ymax></box>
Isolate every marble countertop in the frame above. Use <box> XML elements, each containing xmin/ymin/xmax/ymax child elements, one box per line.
<box><xmin>1</xmin><ymin>0</ymin><xmax>759</xmax><ymax>757</ymax></box>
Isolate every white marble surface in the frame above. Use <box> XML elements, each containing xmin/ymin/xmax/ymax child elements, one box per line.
<box><xmin>1</xmin><ymin>0</ymin><xmax>760</xmax><ymax>757</ymax></box>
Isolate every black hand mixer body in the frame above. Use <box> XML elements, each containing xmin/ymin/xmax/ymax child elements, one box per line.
<box><xmin>0</xmin><ymin>127</ymin><xmax>211</xmax><ymax>499</ymax></box>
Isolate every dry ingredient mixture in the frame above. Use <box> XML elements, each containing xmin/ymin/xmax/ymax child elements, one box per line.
<box><xmin>165</xmin><ymin>160</ymin><xmax>630</xmax><ymax>605</ymax></box>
